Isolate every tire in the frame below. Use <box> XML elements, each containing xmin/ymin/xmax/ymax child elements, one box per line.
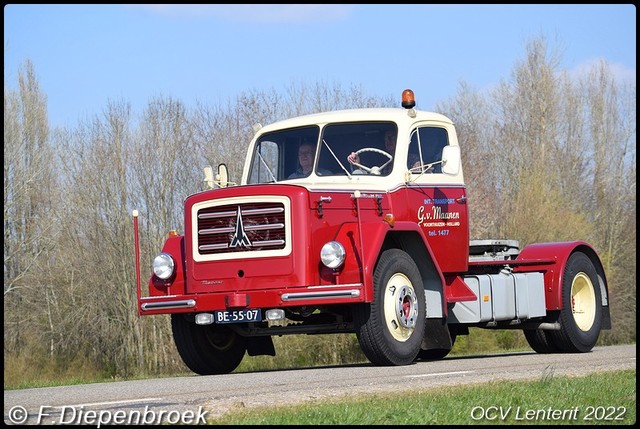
<box><xmin>524</xmin><ymin>328</ymin><xmax>561</xmax><ymax>354</ymax></box>
<box><xmin>171</xmin><ymin>314</ymin><xmax>247</xmax><ymax>375</ymax></box>
<box><xmin>354</xmin><ymin>249</ymin><xmax>426</xmax><ymax>365</ymax></box>
<box><xmin>417</xmin><ymin>333</ymin><xmax>456</xmax><ymax>361</ymax></box>
<box><xmin>548</xmin><ymin>252</ymin><xmax>602</xmax><ymax>353</ymax></box>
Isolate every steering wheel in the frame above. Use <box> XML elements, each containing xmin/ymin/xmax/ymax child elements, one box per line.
<box><xmin>349</xmin><ymin>147</ymin><xmax>393</xmax><ymax>175</ymax></box>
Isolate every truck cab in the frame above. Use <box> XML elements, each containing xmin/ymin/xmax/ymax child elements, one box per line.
<box><xmin>240</xmin><ymin>101</ymin><xmax>467</xmax><ymax>273</ymax></box>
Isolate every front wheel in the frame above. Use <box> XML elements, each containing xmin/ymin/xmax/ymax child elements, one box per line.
<box><xmin>354</xmin><ymin>249</ymin><xmax>426</xmax><ymax>365</ymax></box>
<box><xmin>549</xmin><ymin>252</ymin><xmax>603</xmax><ymax>352</ymax></box>
<box><xmin>171</xmin><ymin>314</ymin><xmax>247</xmax><ymax>375</ymax></box>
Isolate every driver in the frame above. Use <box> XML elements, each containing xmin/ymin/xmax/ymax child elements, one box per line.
<box><xmin>347</xmin><ymin>129</ymin><xmax>397</xmax><ymax>175</ymax></box>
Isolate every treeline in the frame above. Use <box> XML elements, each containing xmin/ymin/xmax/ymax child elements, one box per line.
<box><xmin>4</xmin><ymin>36</ymin><xmax>636</xmax><ymax>386</ymax></box>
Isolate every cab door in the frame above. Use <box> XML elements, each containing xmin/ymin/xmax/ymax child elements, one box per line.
<box><xmin>406</xmin><ymin>125</ymin><xmax>468</xmax><ymax>273</ymax></box>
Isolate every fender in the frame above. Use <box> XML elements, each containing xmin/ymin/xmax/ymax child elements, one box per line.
<box><xmin>387</xmin><ymin>221</ymin><xmax>449</xmax><ymax>317</ymax></box>
<box><xmin>515</xmin><ymin>241</ymin><xmax>609</xmax><ymax>312</ymax></box>
<box><xmin>334</xmin><ymin>219</ymin><xmax>447</xmax><ymax>314</ymax></box>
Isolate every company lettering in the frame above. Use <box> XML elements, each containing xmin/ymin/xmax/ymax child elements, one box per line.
<box><xmin>418</xmin><ymin>205</ymin><xmax>460</xmax><ymax>227</ymax></box>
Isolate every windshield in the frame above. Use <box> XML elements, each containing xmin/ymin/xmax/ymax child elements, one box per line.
<box><xmin>247</xmin><ymin>122</ymin><xmax>397</xmax><ymax>184</ymax></box>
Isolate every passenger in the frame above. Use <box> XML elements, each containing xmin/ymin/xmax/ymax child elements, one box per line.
<box><xmin>288</xmin><ymin>141</ymin><xmax>331</xmax><ymax>178</ymax></box>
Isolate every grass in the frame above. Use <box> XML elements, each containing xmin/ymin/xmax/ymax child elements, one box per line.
<box><xmin>209</xmin><ymin>369</ymin><xmax>636</xmax><ymax>425</ymax></box>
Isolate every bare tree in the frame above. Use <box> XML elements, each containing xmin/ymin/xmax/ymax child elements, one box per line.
<box><xmin>580</xmin><ymin>62</ymin><xmax>636</xmax><ymax>343</ymax></box>
<box><xmin>437</xmin><ymin>81</ymin><xmax>497</xmax><ymax>239</ymax></box>
<box><xmin>128</xmin><ymin>96</ymin><xmax>202</xmax><ymax>372</ymax></box>
<box><xmin>4</xmin><ymin>59</ymin><xmax>52</xmax><ymax>294</ymax></box>
<box><xmin>4</xmin><ymin>59</ymin><xmax>58</xmax><ymax>360</ymax></box>
<box><xmin>441</xmin><ymin>35</ymin><xmax>635</xmax><ymax>344</ymax></box>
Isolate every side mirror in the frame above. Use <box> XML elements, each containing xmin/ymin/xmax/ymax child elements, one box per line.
<box><xmin>216</xmin><ymin>163</ymin><xmax>229</xmax><ymax>188</ymax></box>
<box><xmin>203</xmin><ymin>166</ymin><xmax>215</xmax><ymax>189</ymax></box>
<box><xmin>441</xmin><ymin>145</ymin><xmax>461</xmax><ymax>176</ymax></box>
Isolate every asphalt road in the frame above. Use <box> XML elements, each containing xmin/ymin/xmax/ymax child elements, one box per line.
<box><xmin>4</xmin><ymin>344</ymin><xmax>635</xmax><ymax>425</ymax></box>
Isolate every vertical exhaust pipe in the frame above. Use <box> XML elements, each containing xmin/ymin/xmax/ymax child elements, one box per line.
<box><xmin>133</xmin><ymin>209</ymin><xmax>141</xmax><ymax>314</ymax></box>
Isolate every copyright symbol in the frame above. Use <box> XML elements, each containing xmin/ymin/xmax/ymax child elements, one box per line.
<box><xmin>8</xmin><ymin>406</ymin><xmax>28</xmax><ymax>424</ymax></box>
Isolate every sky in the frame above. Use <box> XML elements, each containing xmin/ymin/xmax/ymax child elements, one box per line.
<box><xmin>4</xmin><ymin>4</ymin><xmax>636</xmax><ymax>130</ymax></box>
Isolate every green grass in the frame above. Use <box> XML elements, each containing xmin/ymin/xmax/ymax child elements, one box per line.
<box><xmin>209</xmin><ymin>369</ymin><xmax>636</xmax><ymax>425</ymax></box>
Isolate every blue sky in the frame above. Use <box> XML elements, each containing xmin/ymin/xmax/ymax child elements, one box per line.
<box><xmin>4</xmin><ymin>4</ymin><xmax>636</xmax><ymax>129</ymax></box>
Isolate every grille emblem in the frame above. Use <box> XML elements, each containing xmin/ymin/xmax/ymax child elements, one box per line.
<box><xmin>229</xmin><ymin>207</ymin><xmax>252</xmax><ymax>248</ymax></box>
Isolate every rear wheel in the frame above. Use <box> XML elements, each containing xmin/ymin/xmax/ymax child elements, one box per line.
<box><xmin>171</xmin><ymin>314</ymin><xmax>247</xmax><ymax>375</ymax></box>
<box><xmin>549</xmin><ymin>252</ymin><xmax>602</xmax><ymax>352</ymax></box>
<box><xmin>354</xmin><ymin>249</ymin><xmax>426</xmax><ymax>365</ymax></box>
<box><xmin>524</xmin><ymin>328</ymin><xmax>561</xmax><ymax>353</ymax></box>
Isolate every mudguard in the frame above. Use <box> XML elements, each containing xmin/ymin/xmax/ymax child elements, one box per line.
<box><xmin>515</xmin><ymin>241</ymin><xmax>609</xmax><ymax>312</ymax></box>
<box><xmin>333</xmin><ymin>219</ymin><xmax>447</xmax><ymax>314</ymax></box>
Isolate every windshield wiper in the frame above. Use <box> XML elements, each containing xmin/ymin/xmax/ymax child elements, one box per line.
<box><xmin>322</xmin><ymin>139</ymin><xmax>352</xmax><ymax>179</ymax></box>
<box><xmin>257</xmin><ymin>151</ymin><xmax>277</xmax><ymax>183</ymax></box>
<box><xmin>408</xmin><ymin>159</ymin><xmax>444</xmax><ymax>181</ymax></box>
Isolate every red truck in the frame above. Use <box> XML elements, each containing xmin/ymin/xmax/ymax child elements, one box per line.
<box><xmin>133</xmin><ymin>89</ymin><xmax>611</xmax><ymax>375</ymax></box>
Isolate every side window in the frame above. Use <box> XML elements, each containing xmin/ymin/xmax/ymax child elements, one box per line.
<box><xmin>247</xmin><ymin>126</ymin><xmax>320</xmax><ymax>184</ymax></box>
<box><xmin>248</xmin><ymin>140</ymin><xmax>280</xmax><ymax>183</ymax></box>
<box><xmin>408</xmin><ymin>127</ymin><xmax>449</xmax><ymax>174</ymax></box>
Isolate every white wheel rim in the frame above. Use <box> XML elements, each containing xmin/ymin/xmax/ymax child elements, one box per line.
<box><xmin>383</xmin><ymin>273</ymin><xmax>418</xmax><ymax>342</ymax></box>
<box><xmin>571</xmin><ymin>272</ymin><xmax>596</xmax><ymax>331</ymax></box>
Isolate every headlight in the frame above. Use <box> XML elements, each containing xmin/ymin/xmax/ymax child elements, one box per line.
<box><xmin>320</xmin><ymin>241</ymin><xmax>346</xmax><ymax>269</ymax></box>
<box><xmin>153</xmin><ymin>253</ymin><xmax>175</xmax><ymax>280</ymax></box>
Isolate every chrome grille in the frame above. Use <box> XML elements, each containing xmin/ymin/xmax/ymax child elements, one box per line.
<box><xmin>197</xmin><ymin>202</ymin><xmax>286</xmax><ymax>255</ymax></box>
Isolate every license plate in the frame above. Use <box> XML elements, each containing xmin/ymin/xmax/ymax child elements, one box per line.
<box><xmin>214</xmin><ymin>309</ymin><xmax>262</xmax><ymax>324</ymax></box>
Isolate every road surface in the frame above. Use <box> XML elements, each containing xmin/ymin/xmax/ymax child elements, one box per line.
<box><xmin>4</xmin><ymin>344</ymin><xmax>635</xmax><ymax>425</ymax></box>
